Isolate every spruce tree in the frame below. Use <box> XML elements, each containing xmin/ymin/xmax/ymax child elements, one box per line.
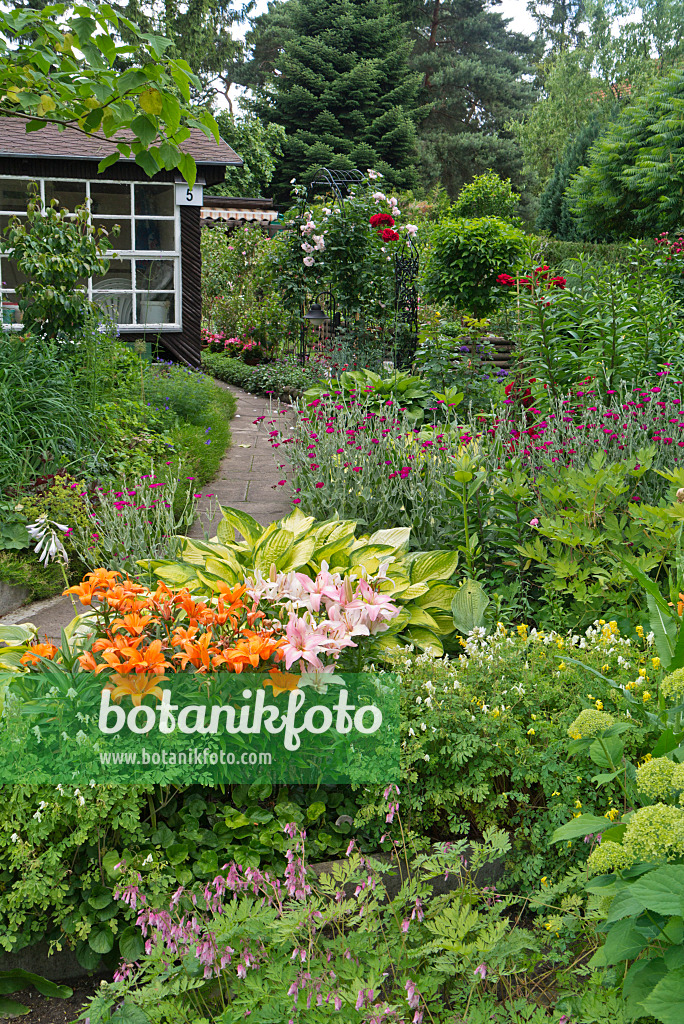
<box><xmin>399</xmin><ymin>0</ymin><xmax>537</xmax><ymax>197</ymax></box>
<box><xmin>535</xmin><ymin>113</ymin><xmax>606</xmax><ymax>238</ymax></box>
<box><xmin>244</xmin><ymin>0</ymin><xmax>421</xmax><ymax>197</ymax></box>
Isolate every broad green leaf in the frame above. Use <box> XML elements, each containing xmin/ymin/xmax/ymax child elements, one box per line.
<box><xmin>0</xmin><ymin>624</ymin><xmax>35</xmax><ymax>646</ymax></box>
<box><xmin>590</xmin><ymin>917</ymin><xmax>649</xmax><ymax>967</ymax></box>
<box><xmin>405</xmin><ymin>627</ymin><xmax>443</xmax><ymax>656</ymax></box>
<box><xmin>204</xmin><ymin>555</ymin><xmax>242</xmax><ymax>580</ymax></box>
<box><xmin>407</xmin><ymin>607</ymin><xmax>440</xmax><ymax>631</ymax></box>
<box><xmin>623</xmin><ymin>957</ymin><xmax>668</xmax><ymax>1015</ymax></box>
<box><xmin>138</xmin><ymin>87</ymin><xmax>162</xmax><ymax>115</ymax></box>
<box><xmin>405</xmin><ymin>550</ymin><xmax>459</xmax><ymax>584</ymax></box>
<box><xmin>647</xmin><ymin>592</ymin><xmax>676</xmax><ymax>668</ymax></box>
<box><xmin>366</xmin><ymin>527</ymin><xmax>411</xmax><ymax>552</ymax></box>
<box><xmin>641</xmin><ymin>966</ymin><xmax>684</xmax><ymax>1024</ymax></box>
<box><xmin>629</xmin><ymin>866</ymin><xmax>684</xmax><ymax>917</ymax></box>
<box><xmin>217</xmin><ymin>507</ymin><xmax>263</xmax><ymax>546</ymax></box>
<box><xmin>253</xmin><ymin>529</ymin><xmax>294</xmax><ymax>572</ymax></box>
<box><xmin>401</xmin><ymin>582</ymin><xmax>431</xmax><ymax>601</ymax></box>
<box><xmin>88</xmin><ymin>925</ymin><xmax>114</xmax><ymax>954</ymax></box>
<box><xmin>451</xmin><ymin>579</ymin><xmax>489</xmax><ymax>634</ymax></box>
<box><xmin>153</xmin><ymin>563</ymin><xmax>197</xmax><ymax>586</ymax></box>
<box><xmin>551</xmin><ymin>814</ymin><xmax>615</xmax><ymax>843</ymax></box>
<box><xmin>110</xmin><ymin>1001</ymin><xmax>151</xmax><ymax>1024</ymax></box>
<box><xmin>415</xmin><ymin>584</ymin><xmax>460</xmax><ymax>611</ymax></box>
<box><xmin>0</xmin><ymin>970</ymin><xmax>71</xmax><ymax>1000</ymax></box>
<box><xmin>307</xmin><ymin>801</ymin><xmax>326</xmax><ymax>821</ymax></box>
<box><xmin>0</xmin><ymin>997</ymin><xmax>29</xmax><ymax>1015</ymax></box>
<box><xmin>280</xmin><ymin>535</ymin><xmax>316</xmax><ymax>571</ymax></box>
<box><xmin>118</xmin><ymin>927</ymin><xmax>145</xmax><ymax>963</ymax></box>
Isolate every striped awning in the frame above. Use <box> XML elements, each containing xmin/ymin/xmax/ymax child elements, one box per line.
<box><xmin>201</xmin><ymin>207</ymin><xmax>278</xmax><ymax>223</ymax></box>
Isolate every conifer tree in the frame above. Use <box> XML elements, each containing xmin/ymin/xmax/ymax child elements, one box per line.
<box><xmin>244</xmin><ymin>0</ymin><xmax>421</xmax><ymax>197</ymax></box>
<box><xmin>535</xmin><ymin>113</ymin><xmax>606</xmax><ymax>238</ymax></box>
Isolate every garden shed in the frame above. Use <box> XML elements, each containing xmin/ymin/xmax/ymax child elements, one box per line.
<box><xmin>0</xmin><ymin>118</ymin><xmax>242</xmax><ymax>365</ymax></box>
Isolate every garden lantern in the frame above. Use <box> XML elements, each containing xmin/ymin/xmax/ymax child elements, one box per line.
<box><xmin>304</xmin><ymin>302</ymin><xmax>329</xmax><ymax>323</ymax></box>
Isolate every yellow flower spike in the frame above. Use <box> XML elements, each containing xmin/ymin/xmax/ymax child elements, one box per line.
<box><xmin>595</xmin><ymin>700</ymin><xmax>604</xmax><ymax>711</ymax></box>
<box><xmin>604</xmin><ymin>807</ymin><xmax>619</xmax><ymax>821</ymax></box>
<box><xmin>558</xmin><ymin>661</ymin><xmax>566</xmax><ymax>670</ymax></box>
<box><xmin>574</xmin><ymin>799</ymin><xmax>582</xmax><ymax>809</ymax></box>
<box><xmin>541</xmin><ymin>877</ymin><xmax>547</xmax><ymax>886</ymax></box>
<box><xmin>551</xmin><ymin>791</ymin><xmax>560</xmax><ymax>797</ymax></box>
<box><xmin>636</xmin><ymin>625</ymin><xmax>644</xmax><ymax>637</ymax></box>
<box><xmin>602</xmin><ymin>664</ymin><xmax>610</xmax><ymax>672</ymax></box>
<box><xmin>527</xmin><ymin>728</ymin><xmax>535</xmax><ymax>735</ymax></box>
<box><xmin>639</xmin><ymin>668</ymin><xmax>647</xmax><ymax>678</ymax></box>
<box><xmin>643</xmin><ymin>691</ymin><xmax>652</xmax><ymax>702</ymax></box>
<box><xmin>587</xmin><ymin>693</ymin><xmax>594</xmax><ymax>700</ymax></box>
<box><xmin>599</xmin><ymin>619</ymin><xmax>605</xmax><ymax>625</ymax></box>
<box><xmin>652</xmin><ymin>657</ymin><xmax>661</xmax><ymax>669</ymax></box>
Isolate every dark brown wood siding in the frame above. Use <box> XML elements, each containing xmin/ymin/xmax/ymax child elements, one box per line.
<box><xmin>0</xmin><ymin>155</ymin><xmax>217</xmax><ymax>367</ymax></box>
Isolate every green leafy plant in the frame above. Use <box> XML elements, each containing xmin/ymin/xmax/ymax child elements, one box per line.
<box><xmin>146</xmin><ymin>505</ymin><xmax>461</xmax><ymax>655</ymax></box>
<box><xmin>0</xmin><ymin>969</ymin><xmax>72</xmax><ymax>1017</ymax></box>
<box><xmin>2</xmin><ymin>183</ymin><xmax>112</xmax><ymax>340</ymax></box>
<box><xmin>453</xmin><ymin>171</ymin><xmax>521</xmax><ymax>221</ymax></box>
<box><xmin>303</xmin><ymin>369</ymin><xmax>436</xmax><ymax>424</ymax></box>
<box><xmin>422</xmin><ymin>216</ymin><xmax>526</xmax><ymax>316</ymax></box>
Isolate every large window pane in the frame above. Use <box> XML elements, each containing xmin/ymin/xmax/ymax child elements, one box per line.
<box><xmin>135</xmin><ymin>184</ymin><xmax>174</xmax><ymax>217</ymax></box>
<box><xmin>94</xmin><ymin>292</ymin><xmax>133</xmax><ymax>324</ymax></box>
<box><xmin>134</xmin><ymin>218</ymin><xmax>175</xmax><ymax>251</ymax></box>
<box><xmin>90</xmin><ymin>183</ymin><xmax>131</xmax><ymax>216</ymax></box>
<box><xmin>94</xmin><ymin>218</ymin><xmax>132</xmax><ymax>250</ymax></box>
<box><xmin>0</xmin><ymin>179</ymin><xmax>29</xmax><ymax>212</ymax></box>
<box><xmin>92</xmin><ymin>260</ymin><xmax>133</xmax><ymax>292</ymax></box>
<box><xmin>135</xmin><ymin>260</ymin><xmax>174</xmax><ymax>291</ymax></box>
<box><xmin>137</xmin><ymin>293</ymin><xmax>175</xmax><ymax>325</ymax></box>
<box><xmin>44</xmin><ymin>181</ymin><xmax>86</xmax><ymax>212</ymax></box>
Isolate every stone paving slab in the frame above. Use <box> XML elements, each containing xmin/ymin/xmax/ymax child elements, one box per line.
<box><xmin>0</xmin><ymin>384</ymin><xmax>296</xmax><ymax>643</ymax></box>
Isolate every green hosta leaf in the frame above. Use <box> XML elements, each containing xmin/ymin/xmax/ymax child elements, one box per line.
<box><xmin>217</xmin><ymin>507</ymin><xmax>264</xmax><ymax>546</ymax></box>
<box><xmin>0</xmin><ymin>649</ymin><xmax>26</xmax><ymax>671</ymax></box>
<box><xmin>280</xmin><ymin>536</ymin><xmax>317</xmax><ymax>572</ymax></box>
<box><xmin>153</xmin><ymin>563</ymin><xmax>197</xmax><ymax>586</ymax></box>
<box><xmin>451</xmin><ymin>579</ymin><xmax>489</xmax><ymax>634</ymax></box>
<box><xmin>405</xmin><ymin>550</ymin><xmax>459</xmax><ymax>584</ymax></box>
<box><xmin>415</xmin><ymin>584</ymin><xmax>460</xmax><ymax>611</ymax></box>
<box><xmin>372</xmin><ymin>635</ymin><xmax>410</xmax><ymax>657</ymax></box>
<box><xmin>278</xmin><ymin>507</ymin><xmax>317</xmax><ymax>539</ymax></box>
<box><xmin>401</xmin><ymin>582</ymin><xmax>431</xmax><ymax>601</ymax></box>
<box><xmin>0</xmin><ymin>625</ymin><xmax>35</xmax><ymax>646</ymax></box>
<box><xmin>366</xmin><ymin>527</ymin><xmax>411</xmax><ymax>552</ymax></box>
<box><xmin>551</xmin><ymin>814</ymin><xmax>615</xmax><ymax>843</ymax></box>
<box><xmin>407</xmin><ymin>607</ymin><xmax>440</xmax><ymax>631</ymax></box>
<box><xmin>404</xmin><ymin>627</ymin><xmax>443</xmax><ymax>656</ymax></box>
<box><xmin>204</xmin><ymin>555</ymin><xmax>242</xmax><ymax>581</ymax></box>
<box><xmin>253</xmin><ymin>529</ymin><xmax>294</xmax><ymax>572</ymax></box>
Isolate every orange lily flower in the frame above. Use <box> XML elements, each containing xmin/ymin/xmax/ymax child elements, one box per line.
<box><xmin>266</xmin><ymin>669</ymin><xmax>301</xmax><ymax>695</ymax></box>
<box><xmin>110</xmin><ymin>612</ymin><xmax>154</xmax><ymax>636</ymax></box>
<box><xmin>174</xmin><ymin>632</ymin><xmax>217</xmax><ymax>672</ymax></box>
<box><xmin>105</xmin><ymin>673</ymin><xmax>167</xmax><ymax>706</ymax></box>
<box><xmin>20</xmin><ymin>642</ymin><xmax>58</xmax><ymax>666</ymax></box>
<box><xmin>171</xmin><ymin>625</ymin><xmax>199</xmax><ymax>645</ymax></box>
<box><xmin>63</xmin><ymin>580</ymin><xmax>96</xmax><ymax>605</ymax></box>
<box><xmin>78</xmin><ymin>651</ymin><xmax>98</xmax><ymax>673</ymax></box>
<box><xmin>223</xmin><ymin>635</ymin><xmax>284</xmax><ymax>673</ymax></box>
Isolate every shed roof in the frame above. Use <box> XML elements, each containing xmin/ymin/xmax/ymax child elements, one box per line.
<box><xmin>0</xmin><ymin>118</ymin><xmax>242</xmax><ymax>166</ymax></box>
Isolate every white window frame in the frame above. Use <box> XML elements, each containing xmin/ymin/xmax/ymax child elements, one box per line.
<box><xmin>0</xmin><ymin>174</ymin><xmax>182</xmax><ymax>331</ymax></box>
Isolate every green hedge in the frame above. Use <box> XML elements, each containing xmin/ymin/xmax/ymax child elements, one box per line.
<box><xmin>533</xmin><ymin>235</ymin><xmax>654</xmax><ymax>269</ymax></box>
<box><xmin>201</xmin><ymin>351</ymin><xmax>319</xmax><ymax>399</ymax></box>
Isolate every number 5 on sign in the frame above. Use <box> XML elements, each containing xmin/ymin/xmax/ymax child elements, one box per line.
<box><xmin>175</xmin><ymin>182</ymin><xmax>204</xmax><ymax>206</ymax></box>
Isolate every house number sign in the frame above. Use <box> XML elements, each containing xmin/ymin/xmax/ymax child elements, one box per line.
<box><xmin>175</xmin><ymin>182</ymin><xmax>204</xmax><ymax>206</ymax></box>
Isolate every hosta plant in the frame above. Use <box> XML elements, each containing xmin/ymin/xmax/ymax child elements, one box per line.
<box><xmin>302</xmin><ymin>369</ymin><xmax>437</xmax><ymax>425</ymax></box>
<box><xmin>145</xmin><ymin>506</ymin><xmax>469</xmax><ymax>656</ymax></box>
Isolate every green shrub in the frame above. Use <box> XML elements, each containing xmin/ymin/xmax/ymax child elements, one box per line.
<box><xmin>422</xmin><ymin>216</ymin><xmax>526</xmax><ymax>315</ymax></box>
<box><xmin>201</xmin><ymin>351</ymin><xmax>319</xmax><ymax>398</ymax></box>
<box><xmin>533</xmin><ymin>235</ymin><xmax>648</xmax><ymax>270</ymax></box>
<box><xmin>453</xmin><ymin>170</ymin><xmax>521</xmax><ymax>221</ymax></box>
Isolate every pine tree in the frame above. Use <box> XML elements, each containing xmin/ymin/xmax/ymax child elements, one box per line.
<box><xmin>243</xmin><ymin>0</ymin><xmax>421</xmax><ymax>197</ymax></box>
<box><xmin>535</xmin><ymin>113</ymin><xmax>606</xmax><ymax>238</ymax></box>
<box><xmin>399</xmin><ymin>0</ymin><xmax>537</xmax><ymax>198</ymax></box>
<box><xmin>527</xmin><ymin>0</ymin><xmax>587</xmax><ymax>54</ymax></box>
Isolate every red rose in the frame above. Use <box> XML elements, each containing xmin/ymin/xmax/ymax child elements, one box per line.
<box><xmin>370</xmin><ymin>213</ymin><xmax>395</xmax><ymax>229</ymax></box>
<box><xmin>496</xmin><ymin>273</ymin><xmax>516</xmax><ymax>286</ymax></box>
<box><xmin>380</xmin><ymin>228</ymin><xmax>400</xmax><ymax>241</ymax></box>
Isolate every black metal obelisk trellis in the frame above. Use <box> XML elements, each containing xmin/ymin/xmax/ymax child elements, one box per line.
<box><xmin>393</xmin><ymin>236</ymin><xmax>421</xmax><ymax>370</ymax></box>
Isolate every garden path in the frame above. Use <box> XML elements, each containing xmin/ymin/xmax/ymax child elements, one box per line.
<box><xmin>0</xmin><ymin>385</ymin><xmax>294</xmax><ymax>644</ymax></box>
